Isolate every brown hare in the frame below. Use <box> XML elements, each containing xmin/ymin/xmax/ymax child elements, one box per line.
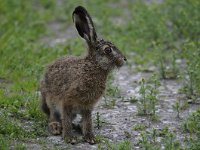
<box><xmin>40</xmin><ymin>6</ymin><xmax>126</xmax><ymax>144</ymax></box>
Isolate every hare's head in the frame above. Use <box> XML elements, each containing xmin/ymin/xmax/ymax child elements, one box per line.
<box><xmin>73</xmin><ymin>6</ymin><xmax>126</xmax><ymax>70</ymax></box>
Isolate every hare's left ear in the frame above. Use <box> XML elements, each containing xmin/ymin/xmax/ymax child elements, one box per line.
<box><xmin>73</xmin><ymin>6</ymin><xmax>97</xmax><ymax>45</ymax></box>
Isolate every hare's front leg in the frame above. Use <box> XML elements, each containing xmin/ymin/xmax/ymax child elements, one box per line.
<box><xmin>81</xmin><ymin>109</ymin><xmax>96</xmax><ymax>144</ymax></box>
<box><xmin>61</xmin><ymin>105</ymin><xmax>77</xmax><ymax>144</ymax></box>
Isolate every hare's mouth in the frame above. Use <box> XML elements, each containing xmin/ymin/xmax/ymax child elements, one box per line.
<box><xmin>115</xmin><ymin>59</ymin><xmax>125</xmax><ymax>67</ymax></box>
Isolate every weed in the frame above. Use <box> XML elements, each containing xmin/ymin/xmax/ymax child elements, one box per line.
<box><xmin>103</xmin><ymin>74</ymin><xmax>120</xmax><ymax>108</ymax></box>
<box><xmin>159</xmin><ymin>126</ymin><xmax>169</xmax><ymax>137</ymax></box>
<box><xmin>181</xmin><ymin>41</ymin><xmax>200</xmax><ymax>99</ymax></box>
<box><xmin>155</xmin><ymin>45</ymin><xmax>179</xmax><ymax>79</ymax></box>
<box><xmin>13</xmin><ymin>143</ymin><xmax>26</xmax><ymax>150</ymax></box>
<box><xmin>139</xmin><ymin>131</ymin><xmax>160</xmax><ymax>150</ymax></box>
<box><xmin>158</xmin><ymin>52</ymin><xmax>167</xmax><ymax>79</ymax></box>
<box><xmin>171</xmin><ymin>50</ymin><xmax>179</xmax><ymax>79</ymax></box>
<box><xmin>115</xmin><ymin>140</ymin><xmax>132</xmax><ymax>150</ymax></box>
<box><xmin>96</xmin><ymin>112</ymin><xmax>101</xmax><ymax>129</ymax></box>
<box><xmin>137</xmin><ymin>74</ymin><xmax>160</xmax><ymax>119</ymax></box>
<box><xmin>0</xmin><ymin>135</ymin><xmax>10</xmax><ymax>150</ymax></box>
<box><xmin>182</xmin><ymin>109</ymin><xmax>200</xmax><ymax>140</ymax></box>
<box><xmin>106</xmin><ymin>74</ymin><xmax>120</xmax><ymax>98</ymax></box>
<box><xmin>1</xmin><ymin>0</ymin><xmax>200</xmax><ymax>148</ymax></box>
<box><xmin>95</xmin><ymin>134</ymin><xmax>106</xmax><ymax>144</ymax></box>
<box><xmin>124</xmin><ymin>130</ymin><xmax>131</xmax><ymax>139</ymax></box>
<box><xmin>186</xmin><ymin>66</ymin><xmax>196</xmax><ymax>98</ymax></box>
<box><xmin>172</xmin><ymin>98</ymin><xmax>181</xmax><ymax>118</ymax></box>
<box><xmin>129</xmin><ymin>96</ymin><xmax>138</xmax><ymax>104</ymax></box>
<box><xmin>0</xmin><ymin>111</ymin><xmax>27</xmax><ymax>139</ymax></box>
<box><xmin>103</xmin><ymin>96</ymin><xmax>117</xmax><ymax>109</ymax></box>
<box><xmin>163</xmin><ymin>132</ymin><xmax>181</xmax><ymax>150</ymax></box>
<box><xmin>188</xmin><ymin>140</ymin><xmax>200</xmax><ymax>150</ymax></box>
<box><xmin>138</xmin><ymin>78</ymin><xmax>147</xmax><ymax>115</ymax></box>
<box><xmin>132</xmin><ymin>124</ymin><xmax>146</xmax><ymax>131</ymax></box>
<box><xmin>152</xmin><ymin>128</ymin><xmax>157</xmax><ymax>144</ymax></box>
<box><xmin>97</xmin><ymin>136</ymin><xmax>132</xmax><ymax>150</ymax></box>
<box><xmin>106</xmin><ymin>140</ymin><xmax>132</xmax><ymax>150</ymax></box>
<box><xmin>139</xmin><ymin>128</ymin><xmax>181</xmax><ymax>150</ymax></box>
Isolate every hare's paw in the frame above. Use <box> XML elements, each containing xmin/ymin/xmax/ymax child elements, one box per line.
<box><xmin>83</xmin><ymin>134</ymin><xmax>96</xmax><ymax>145</ymax></box>
<box><xmin>48</xmin><ymin>122</ymin><xmax>62</xmax><ymax>135</ymax></box>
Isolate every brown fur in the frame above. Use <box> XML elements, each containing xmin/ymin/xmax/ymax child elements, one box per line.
<box><xmin>40</xmin><ymin>6</ymin><xmax>126</xmax><ymax>144</ymax></box>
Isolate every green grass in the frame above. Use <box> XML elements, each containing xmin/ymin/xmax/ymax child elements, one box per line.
<box><xmin>132</xmin><ymin>124</ymin><xmax>146</xmax><ymax>131</ymax></box>
<box><xmin>182</xmin><ymin>109</ymin><xmax>200</xmax><ymax>150</ymax></box>
<box><xmin>138</xmin><ymin>128</ymin><xmax>181</xmax><ymax>150</ymax></box>
<box><xmin>0</xmin><ymin>0</ymin><xmax>200</xmax><ymax>149</ymax></box>
<box><xmin>136</xmin><ymin>74</ymin><xmax>160</xmax><ymax>120</ymax></box>
<box><xmin>97</xmin><ymin>139</ymin><xmax>132</xmax><ymax>150</ymax></box>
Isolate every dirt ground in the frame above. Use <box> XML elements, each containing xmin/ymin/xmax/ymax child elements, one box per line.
<box><xmin>22</xmin><ymin>64</ymin><xmax>199</xmax><ymax>150</ymax></box>
<box><xmin>26</xmin><ymin>1</ymin><xmax>199</xmax><ymax>148</ymax></box>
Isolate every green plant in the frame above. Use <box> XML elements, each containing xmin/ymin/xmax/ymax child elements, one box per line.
<box><xmin>13</xmin><ymin>143</ymin><xmax>26</xmax><ymax>150</ymax></box>
<box><xmin>129</xmin><ymin>96</ymin><xmax>138</xmax><ymax>104</ymax></box>
<box><xmin>106</xmin><ymin>74</ymin><xmax>120</xmax><ymax>98</ymax></box>
<box><xmin>187</xmin><ymin>139</ymin><xmax>200</xmax><ymax>150</ymax></box>
<box><xmin>137</xmin><ymin>75</ymin><xmax>160</xmax><ymax>119</ymax></box>
<box><xmin>103</xmin><ymin>96</ymin><xmax>117</xmax><ymax>109</ymax></box>
<box><xmin>110</xmin><ymin>140</ymin><xmax>132</xmax><ymax>150</ymax></box>
<box><xmin>181</xmin><ymin>41</ymin><xmax>200</xmax><ymax>99</ymax></box>
<box><xmin>158</xmin><ymin>53</ymin><xmax>167</xmax><ymax>79</ymax></box>
<box><xmin>155</xmin><ymin>44</ymin><xmax>179</xmax><ymax>80</ymax></box>
<box><xmin>138</xmin><ymin>78</ymin><xmax>148</xmax><ymax>115</ymax></box>
<box><xmin>159</xmin><ymin>126</ymin><xmax>169</xmax><ymax>137</ymax></box>
<box><xmin>95</xmin><ymin>134</ymin><xmax>106</xmax><ymax>144</ymax></box>
<box><xmin>132</xmin><ymin>124</ymin><xmax>146</xmax><ymax>131</ymax></box>
<box><xmin>98</xmin><ymin>138</ymin><xmax>132</xmax><ymax>150</ymax></box>
<box><xmin>139</xmin><ymin>128</ymin><xmax>181</xmax><ymax>150</ymax></box>
<box><xmin>172</xmin><ymin>99</ymin><xmax>181</xmax><ymax>118</ymax></box>
<box><xmin>163</xmin><ymin>132</ymin><xmax>181</xmax><ymax>150</ymax></box>
<box><xmin>152</xmin><ymin>128</ymin><xmax>157</xmax><ymax>144</ymax></box>
<box><xmin>103</xmin><ymin>74</ymin><xmax>120</xmax><ymax>108</ymax></box>
<box><xmin>0</xmin><ymin>135</ymin><xmax>10</xmax><ymax>150</ymax></box>
<box><xmin>139</xmin><ymin>131</ymin><xmax>160</xmax><ymax>150</ymax></box>
<box><xmin>0</xmin><ymin>112</ymin><xmax>27</xmax><ymax>139</ymax></box>
<box><xmin>183</xmin><ymin>109</ymin><xmax>200</xmax><ymax>139</ymax></box>
<box><xmin>171</xmin><ymin>50</ymin><xmax>179</xmax><ymax>79</ymax></box>
<box><xmin>0</xmin><ymin>0</ymin><xmax>200</xmax><ymax>148</ymax></box>
<box><xmin>148</xmin><ymin>74</ymin><xmax>160</xmax><ymax>120</ymax></box>
<box><xmin>124</xmin><ymin>131</ymin><xmax>131</xmax><ymax>139</ymax></box>
<box><xmin>96</xmin><ymin>112</ymin><xmax>101</xmax><ymax>129</ymax></box>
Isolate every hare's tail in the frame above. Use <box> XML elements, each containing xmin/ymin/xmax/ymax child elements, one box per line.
<box><xmin>40</xmin><ymin>81</ymin><xmax>50</xmax><ymax>117</ymax></box>
<box><xmin>41</xmin><ymin>92</ymin><xmax>50</xmax><ymax>117</ymax></box>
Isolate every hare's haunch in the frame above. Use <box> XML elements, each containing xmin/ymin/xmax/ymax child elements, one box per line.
<box><xmin>40</xmin><ymin>6</ymin><xmax>126</xmax><ymax>144</ymax></box>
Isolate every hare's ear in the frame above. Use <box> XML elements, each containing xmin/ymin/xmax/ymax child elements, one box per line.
<box><xmin>73</xmin><ymin>6</ymin><xmax>97</xmax><ymax>45</ymax></box>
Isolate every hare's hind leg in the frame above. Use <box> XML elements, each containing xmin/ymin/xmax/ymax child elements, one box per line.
<box><xmin>81</xmin><ymin>109</ymin><xmax>96</xmax><ymax>144</ymax></box>
<box><xmin>61</xmin><ymin>105</ymin><xmax>77</xmax><ymax>144</ymax></box>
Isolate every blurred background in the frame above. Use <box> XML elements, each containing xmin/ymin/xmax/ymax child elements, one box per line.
<box><xmin>0</xmin><ymin>0</ymin><xmax>200</xmax><ymax>149</ymax></box>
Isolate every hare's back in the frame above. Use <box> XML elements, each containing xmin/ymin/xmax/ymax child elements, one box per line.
<box><xmin>42</xmin><ymin>56</ymin><xmax>82</xmax><ymax>95</ymax></box>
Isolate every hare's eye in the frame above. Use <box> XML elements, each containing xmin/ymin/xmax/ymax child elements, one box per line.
<box><xmin>104</xmin><ymin>47</ymin><xmax>112</xmax><ymax>54</ymax></box>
